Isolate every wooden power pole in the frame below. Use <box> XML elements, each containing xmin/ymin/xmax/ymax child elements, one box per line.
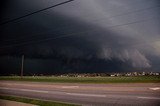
<box><xmin>21</xmin><ymin>55</ymin><xmax>24</xmax><ymax>79</ymax></box>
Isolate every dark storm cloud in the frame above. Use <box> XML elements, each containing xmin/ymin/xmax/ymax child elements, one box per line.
<box><xmin>0</xmin><ymin>0</ymin><xmax>160</xmax><ymax>74</ymax></box>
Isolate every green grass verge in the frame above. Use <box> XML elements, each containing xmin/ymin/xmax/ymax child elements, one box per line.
<box><xmin>0</xmin><ymin>76</ymin><xmax>160</xmax><ymax>83</ymax></box>
<box><xmin>0</xmin><ymin>95</ymin><xmax>79</xmax><ymax>106</ymax></box>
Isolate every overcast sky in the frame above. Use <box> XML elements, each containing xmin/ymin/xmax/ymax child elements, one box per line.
<box><xmin>0</xmin><ymin>0</ymin><xmax>160</xmax><ymax>74</ymax></box>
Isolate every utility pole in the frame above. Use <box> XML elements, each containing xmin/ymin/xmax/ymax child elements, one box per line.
<box><xmin>21</xmin><ymin>55</ymin><xmax>24</xmax><ymax>79</ymax></box>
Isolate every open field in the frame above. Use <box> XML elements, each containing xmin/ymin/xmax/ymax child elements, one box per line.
<box><xmin>0</xmin><ymin>76</ymin><xmax>160</xmax><ymax>83</ymax></box>
<box><xmin>0</xmin><ymin>95</ymin><xmax>78</xmax><ymax>106</ymax></box>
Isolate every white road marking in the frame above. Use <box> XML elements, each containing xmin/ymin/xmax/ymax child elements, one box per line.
<box><xmin>0</xmin><ymin>87</ymin><xmax>10</xmax><ymax>90</ymax></box>
<box><xmin>62</xmin><ymin>86</ymin><xmax>79</xmax><ymax>89</ymax></box>
<box><xmin>1</xmin><ymin>87</ymin><xmax>160</xmax><ymax>99</ymax></box>
<box><xmin>66</xmin><ymin>93</ymin><xmax>106</xmax><ymax>97</ymax></box>
<box><xmin>149</xmin><ymin>87</ymin><xmax>160</xmax><ymax>90</ymax></box>
<box><xmin>138</xmin><ymin>97</ymin><xmax>160</xmax><ymax>100</ymax></box>
<box><xmin>2</xmin><ymin>83</ymin><xmax>33</xmax><ymax>86</ymax></box>
<box><xmin>3</xmin><ymin>83</ymin><xmax>12</xmax><ymax>85</ymax></box>
<box><xmin>0</xmin><ymin>87</ymin><xmax>66</xmax><ymax>95</ymax></box>
<box><xmin>19</xmin><ymin>89</ymin><xmax>49</xmax><ymax>93</ymax></box>
<box><xmin>0</xmin><ymin>87</ymin><xmax>105</xmax><ymax>97</ymax></box>
<box><xmin>0</xmin><ymin>87</ymin><xmax>48</xmax><ymax>93</ymax></box>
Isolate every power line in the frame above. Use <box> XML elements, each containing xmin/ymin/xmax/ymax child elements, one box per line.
<box><xmin>51</xmin><ymin>5</ymin><xmax>160</xmax><ymax>32</ymax></box>
<box><xmin>43</xmin><ymin>4</ymin><xmax>160</xmax><ymax>33</ymax></box>
<box><xmin>0</xmin><ymin>16</ymin><xmax>159</xmax><ymax>49</ymax></box>
<box><xmin>53</xmin><ymin>0</ymin><xmax>155</xmax><ymax>27</ymax></box>
<box><xmin>1</xmin><ymin>4</ymin><xmax>159</xmax><ymax>43</ymax></box>
<box><xmin>0</xmin><ymin>0</ymin><xmax>74</xmax><ymax>26</ymax></box>
<box><xmin>0</xmin><ymin>0</ymin><xmax>159</xmax><ymax>48</ymax></box>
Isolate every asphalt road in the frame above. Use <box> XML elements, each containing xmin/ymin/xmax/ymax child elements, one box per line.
<box><xmin>0</xmin><ymin>81</ymin><xmax>160</xmax><ymax>106</ymax></box>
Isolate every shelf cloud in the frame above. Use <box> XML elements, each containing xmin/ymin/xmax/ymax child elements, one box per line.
<box><xmin>0</xmin><ymin>0</ymin><xmax>160</xmax><ymax>74</ymax></box>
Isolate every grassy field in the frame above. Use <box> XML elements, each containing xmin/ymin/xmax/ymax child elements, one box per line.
<box><xmin>0</xmin><ymin>95</ymin><xmax>79</xmax><ymax>106</ymax></box>
<box><xmin>0</xmin><ymin>76</ymin><xmax>160</xmax><ymax>83</ymax></box>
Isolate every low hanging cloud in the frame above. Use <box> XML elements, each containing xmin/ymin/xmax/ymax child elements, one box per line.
<box><xmin>98</xmin><ymin>48</ymin><xmax>151</xmax><ymax>68</ymax></box>
<box><xmin>0</xmin><ymin>0</ymin><xmax>160</xmax><ymax>71</ymax></box>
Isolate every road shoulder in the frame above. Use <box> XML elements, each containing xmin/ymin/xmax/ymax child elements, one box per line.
<box><xmin>0</xmin><ymin>99</ymin><xmax>37</xmax><ymax>106</ymax></box>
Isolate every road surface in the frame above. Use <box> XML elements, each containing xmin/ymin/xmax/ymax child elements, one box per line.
<box><xmin>0</xmin><ymin>81</ymin><xmax>160</xmax><ymax>106</ymax></box>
